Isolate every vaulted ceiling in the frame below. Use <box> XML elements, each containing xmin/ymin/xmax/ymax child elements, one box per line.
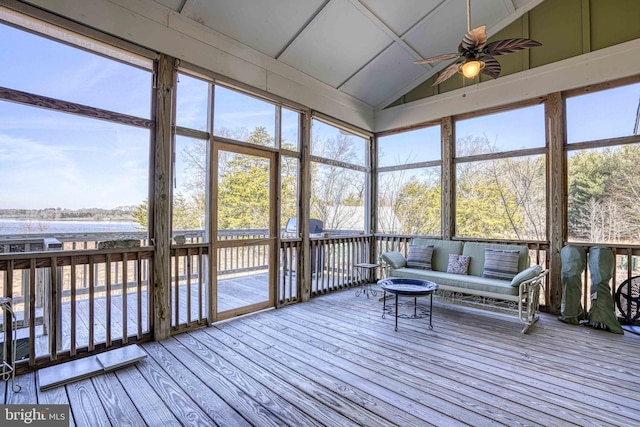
<box><xmin>152</xmin><ymin>0</ymin><xmax>543</xmax><ymax>110</ymax></box>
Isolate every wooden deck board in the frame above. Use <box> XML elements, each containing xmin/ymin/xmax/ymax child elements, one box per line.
<box><xmin>90</xmin><ymin>372</ymin><xmax>146</xmax><ymax>426</ymax></box>
<box><xmin>3</xmin><ymin>286</ymin><xmax>640</xmax><ymax>427</ymax></box>
<box><xmin>305</xmin><ymin>295</ymin><xmax>632</xmax><ymax>426</ymax></box>
<box><xmin>171</xmin><ymin>332</ymin><xmax>325</xmax><ymax>426</ymax></box>
<box><xmin>237</xmin><ymin>308</ymin><xmax>503</xmax><ymax>426</ymax></box>
<box><xmin>66</xmin><ymin>379</ymin><xmax>112</xmax><ymax>427</ymax></box>
<box><xmin>36</xmin><ymin>381</ymin><xmax>76</xmax><ymax>427</ymax></box>
<box><xmin>132</xmin><ymin>348</ymin><xmax>216</xmax><ymax>426</ymax></box>
<box><xmin>143</xmin><ymin>341</ymin><xmax>251</xmax><ymax>427</ymax></box>
<box><xmin>207</xmin><ymin>323</ymin><xmax>394</xmax><ymax>427</ymax></box>
<box><xmin>221</xmin><ymin>317</ymin><xmax>433</xmax><ymax>427</ymax></box>
<box><xmin>271</xmin><ymin>303</ymin><xmax>560</xmax><ymax>426</ymax></box>
<box><xmin>113</xmin><ymin>364</ymin><xmax>181</xmax><ymax>426</ymax></box>
<box><xmin>192</xmin><ymin>327</ymin><xmax>361</xmax><ymax>427</ymax></box>
<box><xmin>162</xmin><ymin>334</ymin><xmax>309</xmax><ymax>427</ymax></box>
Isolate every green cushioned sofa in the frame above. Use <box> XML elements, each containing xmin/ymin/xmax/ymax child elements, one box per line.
<box><xmin>380</xmin><ymin>239</ymin><xmax>548</xmax><ymax>334</ymax></box>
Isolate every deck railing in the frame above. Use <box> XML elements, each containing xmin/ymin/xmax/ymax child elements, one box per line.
<box><xmin>310</xmin><ymin>234</ymin><xmax>373</xmax><ymax>295</ymax></box>
<box><xmin>0</xmin><ymin>247</ymin><xmax>154</xmax><ymax>372</ymax></box>
<box><xmin>3</xmin><ymin>229</ymin><xmax>638</xmax><ymax>373</ymax></box>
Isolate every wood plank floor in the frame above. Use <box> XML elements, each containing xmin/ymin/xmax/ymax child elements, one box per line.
<box><xmin>3</xmin><ymin>285</ymin><xmax>640</xmax><ymax>426</ymax></box>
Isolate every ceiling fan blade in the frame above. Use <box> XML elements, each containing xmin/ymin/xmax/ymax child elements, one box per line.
<box><xmin>461</xmin><ymin>25</ymin><xmax>487</xmax><ymax>51</ymax></box>
<box><xmin>432</xmin><ymin>62</ymin><xmax>461</xmax><ymax>86</ymax></box>
<box><xmin>414</xmin><ymin>52</ymin><xmax>459</xmax><ymax>65</ymax></box>
<box><xmin>484</xmin><ymin>38</ymin><xmax>542</xmax><ymax>56</ymax></box>
<box><xmin>480</xmin><ymin>55</ymin><xmax>501</xmax><ymax>79</ymax></box>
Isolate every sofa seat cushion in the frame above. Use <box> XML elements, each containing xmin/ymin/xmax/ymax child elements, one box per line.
<box><xmin>388</xmin><ymin>268</ymin><xmax>519</xmax><ymax>297</ymax></box>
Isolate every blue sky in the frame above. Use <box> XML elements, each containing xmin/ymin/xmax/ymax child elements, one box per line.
<box><xmin>1</xmin><ymin>21</ymin><xmax>639</xmax><ymax>211</ymax></box>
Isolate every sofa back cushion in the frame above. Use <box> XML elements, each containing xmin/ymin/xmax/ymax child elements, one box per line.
<box><xmin>412</xmin><ymin>239</ymin><xmax>464</xmax><ymax>272</ymax></box>
<box><xmin>407</xmin><ymin>244</ymin><xmax>434</xmax><ymax>269</ymax></box>
<box><xmin>482</xmin><ymin>249</ymin><xmax>520</xmax><ymax>280</ymax></box>
<box><xmin>462</xmin><ymin>242</ymin><xmax>530</xmax><ymax>278</ymax></box>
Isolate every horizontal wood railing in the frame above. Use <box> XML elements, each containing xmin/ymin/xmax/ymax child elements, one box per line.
<box><xmin>310</xmin><ymin>234</ymin><xmax>373</xmax><ymax>296</ymax></box>
<box><xmin>0</xmin><ymin>247</ymin><xmax>154</xmax><ymax>374</ymax></box>
<box><xmin>5</xmin><ymin>229</ymin><xmax>636</xmax><ymax>373</ymax></box>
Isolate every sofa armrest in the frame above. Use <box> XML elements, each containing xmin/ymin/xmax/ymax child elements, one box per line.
<box><xmin>379</xmin><ymin>251</ymin><xmax>407</xmax><ymax>269</ymax></box>
<box><xmin>518</xmin><ymin>268</ymin><xmax>549</xmax><ymax>333</ymax></box>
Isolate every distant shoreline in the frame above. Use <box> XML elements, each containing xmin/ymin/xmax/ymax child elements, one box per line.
<box><xmin>0</xmin><ymin>219</ymin><xmax>140</xmax><ymax>235</ymax></box>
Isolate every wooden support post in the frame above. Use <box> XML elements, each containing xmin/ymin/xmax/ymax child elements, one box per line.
<box><xmin>274</xmin><ymin>107</ymin><xmax>283</xmax><ymax>309</ymax></box>
<box><xmin>546</xmin><ymin>92</ymin><xmax>565</xmax><ymax>315</ymax></box>
<box><xmin>300</xmin><ymin>111</ymin><xmax>312</xmax><ymax>302</ymax></box>
<box><xmin>441</xmin><ymin>116</ymin><xmax>454</xmax><ymax>240</ymax></box>
<box><xmin>369</xmin><ymin>134</ymin><xmax>377</xmax><ymax>267</ymax></box>
<box><xmin>152</xmin><ymin>54</ymin><xmax>175</xmax><ymax>340</ymax></box>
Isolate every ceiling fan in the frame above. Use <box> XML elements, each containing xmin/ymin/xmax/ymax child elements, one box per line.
<box><xmin>415</xmin><ymin>0</ymin><xmax>542</xmax><ymax>86</ymax></box>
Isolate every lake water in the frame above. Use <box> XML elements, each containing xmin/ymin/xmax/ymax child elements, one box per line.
<box><xmin>0</xmin><ymin>219</ymin><xmax>140</xmax><ymax>235</ymax></box>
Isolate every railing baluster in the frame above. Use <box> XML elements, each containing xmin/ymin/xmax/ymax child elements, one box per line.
<box><xmin>4</xmin><ymin>261</ymin><xmax>13</xmax><ymax>368</ymax></box>
<box><xmin>70</xmin><ymin>256</ymin><xmax>77</xmax><ymax>356</ymax></box>
<box><xmin>27</xmin><ymin>259</ymin><xmax>36</xmax><ymax>366</ymax></box>
<box><xmin>174</xmin><ymin>252</ymin><xmax>179</xmax><ymax>327</ymax></box>
<box><xmin>50</xmin><ymin>255</ymin><xmax>58</xmax><ymax>360</ymax></box>
<box><xmin>105</xmin><ymin>253</ymin><xmax>112</xmax><ymax>348</ymax></box>
<box><xmin>187</xmin><ymin>248</ymin><xmax>192</xmax><ymax>325</ymax></box>
<box><xmin>330</xmin><ymin>239</ymin><xmax>336</xmax><ymax>290</ymax></box>
<box><xmin>122</xmin><ymin>254</ymin><xmax>128</xmax><ymax>345</ymax></box>
<box><xmin>137</xmin><ymin>251</ymin><xmax>143</xmax><ymax>339</ymax></box>
<box><xmin>197</xmin><ymin>247</ymin><xmax>203</xmax><ymax>322</ymax></box>
<box><xmin>89</xmin><ymin>254</ymin><xmax>95</xmax><ymax>352</ymax></box>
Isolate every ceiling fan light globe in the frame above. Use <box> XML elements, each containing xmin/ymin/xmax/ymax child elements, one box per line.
<box><xmin>460</xmin><ymin>60</ymin><xmax>485</xmax><ymax>78</ymax></box>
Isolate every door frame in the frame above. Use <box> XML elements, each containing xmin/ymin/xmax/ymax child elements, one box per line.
<box><xmin>211</xmin><ymin>140</ymin><xmax>279</xmax><ymax>321</ymax></box>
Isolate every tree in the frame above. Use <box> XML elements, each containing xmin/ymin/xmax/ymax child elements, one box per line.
<box><xmin>218</xmin><ymin>151</ymin><xmax>270</xmax><ymax>229</ymax></box>
<box><xmin>310</xmin><ymin>134</ymin><xmax>365</xmax><ymax>231</ymax></box>
<box><xmin>456</xmin><ymin>176</ymin><xmax>522</xmax><ymax>238</ymax></box>
<box><xmin>568</xmin><ymin>145</ymin><xmax>640</xmax><ymax>242</ymax></box>
<box><xmin>131</xmin><ymin>200</ymin><xmax>148</xmax><ymax>231</ymax></box>
<box><xmin>132</xmin><ymin>126</ymin><xmax>299</xmax><ymax>233</ymax></box>
<box><xmin>455</xmin><ymin>135</ymin><xmax>531</xmax><ymax>239</ymax></box>
<box><xmin>487</xmin><ymin>156</ymin><xmax>546</xmax><ymax>240</ymax></box>
<box><xmin>395</xmin><ymin>179</ymin><xmax>441</xmax><ymax>235</ymax></box>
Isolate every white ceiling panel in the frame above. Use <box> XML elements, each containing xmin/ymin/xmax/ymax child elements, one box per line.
<box><xmin>183</xmin><ymin>0</ymin><xmax>326</xmax><ymax>57</ymax></box>
<box><xmin>141</xmin><ymin>0</ymin><xmax>544</xmax><ymax>110</ymax></box>
<box><xmin>278</xmin><ymin>0</ymin><xmax>393</xmax><ymax>87</ymax></box>
<box><xmin>403</xmin><ymin>1</ymin><xmax>467</xmax><ymax>62</ymax></box>
<box><xmin>341</xmin><ymin>43</ymin><xmax>427</xmax><ymax>107</ymax></box>
<box><xmin>152</xmin><ymin>0</ymin><xmax>183</xmax><ymax>12</ymax></box>
<box><xmin>359</xmin><ymin>0</ymin><xmax>442</xmax><ymax>35</ymax></box>
<box><xmin>404</xmin><ymin>0</ymin><xmax>510</xmax><ymax>61</ymax></box>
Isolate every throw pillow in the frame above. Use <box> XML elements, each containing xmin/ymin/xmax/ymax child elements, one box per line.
<box><xmin>406</xmin><ymin>244</ymin><xmax>434</xmax><ymax>270</ymax></box>
<box><xmin>447</xmin><ymin>254</ymin><xmax>470</xmax><ymax>275</ymax></box>
<box><xmin>483</xmin><ymin>249</ymin><xmax>520</xmax><ymax>280</ymax></box>
<box><xmin>510</xmin><ymin>264</ymin><xmax>543</xmax><ymax>287</ymax></box>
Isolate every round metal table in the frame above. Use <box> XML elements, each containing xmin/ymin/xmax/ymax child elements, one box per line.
<box><xmin>378</xmin><ymin>278</ymin><xmax>438</xmax><ymax>331</ymax></box>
